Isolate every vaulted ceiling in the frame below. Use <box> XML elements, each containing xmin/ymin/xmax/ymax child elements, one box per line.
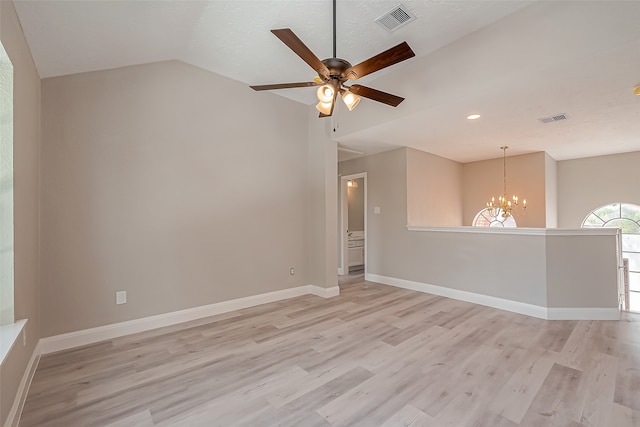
<box><xmin>13</xmin><ymin>0</ymin><xmax>640</xmax><ymax>163</ymax></box>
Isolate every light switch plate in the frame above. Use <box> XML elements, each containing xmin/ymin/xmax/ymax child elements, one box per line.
<box><xmin>116</xmin><ymin>291</ymin><xmax>127</xmax><ymax>305</ymax></box>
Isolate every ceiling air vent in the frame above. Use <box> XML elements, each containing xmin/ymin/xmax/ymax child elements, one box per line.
<box><xmin>375</xmin><ymin>4</ymin><xmax>416</xmax><ymax>32</ymax></box>
<box><xmin>538</xmin><ymin>113</ymin><xmax>569</xmax><ymax>124</ymax></box>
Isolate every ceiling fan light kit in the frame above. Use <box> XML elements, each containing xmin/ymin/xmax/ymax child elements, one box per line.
<box><xmin>317</xmin><ymin>84</ymin><xmax>335</xmax><ymax>103</ymax></box>
<box><xmin>342</xmin><ymin>90</ymin><xmax>361</xmax><ymax>111</ymax></box>
<box><xmin>316</xmin><ymin>101</ymin><xmax>333</xmax><ymax>115</ymax></box>
<box><xmin>249</xmin><ymin>0</ymin><xmax>415</xmax><ymax>118</ymax></box>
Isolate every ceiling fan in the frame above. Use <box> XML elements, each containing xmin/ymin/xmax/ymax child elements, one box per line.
<box><xmin>250</xmin><ymin>0</ymin><xmax>416</xmax><ymax>117</ymax></box>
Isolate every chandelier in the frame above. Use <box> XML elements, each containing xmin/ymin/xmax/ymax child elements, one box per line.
<box><xmin>486</xmin><ymin>146</ymin><xmax>526</xmax><ymax>218</ymax></box>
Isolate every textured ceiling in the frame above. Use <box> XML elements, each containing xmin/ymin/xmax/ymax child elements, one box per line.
<box><xmin>13</xmin><ymin>0</ymin><xmax>640</xmax><ymax>163</ymax></box>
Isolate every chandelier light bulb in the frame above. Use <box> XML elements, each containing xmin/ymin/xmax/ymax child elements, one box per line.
<box><xmin>317</xmin><ymin>84</ymin><xmax>334</xmax><ymax>103</ymax></box>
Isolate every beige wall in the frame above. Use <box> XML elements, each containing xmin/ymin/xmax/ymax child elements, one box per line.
<box><xmin>40</xmin><ymin>61</ymin><xmax>311</xmax><ymax>337</ymax></box>
<box><xmin>406</xmin><ymin>148</ymin><xmax>463</xmax><ymax>226</ymax></box>
<box><xmin>0</xmin><ymin>0</ymin><xmax>41</xmax><ymax>424</ymax></box>
<box><xmin>399</xmin><ymin>228</ymin><xmax>618</xmax><ymax>310</ymax></box>
<box><xmin>544</xmin><ymin>153</ymin><xmax>558</xmax><ymax>228</ymax></box>
<box><xmin>462</xmin><ymin>151</ymin><xmax>547</xmax><ymax>227</ymax></box>
<box><xmin>307</xmin><ymin>113</ymin><xmax>338</xmax><ymax>289</ymax></box>
<box><xmin>558</xmin><ymin>151</ymin><xmax>640</xmax><ymax>228</ymax></box>
<box><xmin>545</xmin><ymin>234</ymin><xmax>618</xmax><ymax>308</ymax></box>
<box><xmin>403</xmin><ymin>230</ymin><xmax>549</xmax><ymax>306</ymax></box>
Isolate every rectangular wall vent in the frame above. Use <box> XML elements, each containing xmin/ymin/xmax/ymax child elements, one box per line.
<box><xmin>538</xmin><ymin>113</ymin><xmax>569</xmax><ymax>124</ymax></box>
<box><xmin>375</xmin><ymin>4</ymin><xmax>416</xmax><ymax>32</ymax></box>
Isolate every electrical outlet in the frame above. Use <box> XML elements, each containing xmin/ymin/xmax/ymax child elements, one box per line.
<box><xmin>116</xmin><ymin>291</ymin><xmax>127</xmax><ymax>305</ymax></box>
<box><xmin>289</xmin><ymin>267</ymin><xmax>295</xmax><ymax>275</ymax></box>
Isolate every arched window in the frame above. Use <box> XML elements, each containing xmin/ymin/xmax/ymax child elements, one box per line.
<box><xmin>582</xmin><ymin>203</ymin><xmax>640</xmax><ymax>312</ymax></box>
<box><xmin>582</xmin><ymin>203</ymin><xmax>640</xmax><ymax>232</ymax></box>
<box><xmin>473</xmin><ymin>208</ymin><xmax>517</xmax><ymax>228</ymax></box>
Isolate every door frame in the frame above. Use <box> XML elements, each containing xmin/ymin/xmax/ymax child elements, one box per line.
<box><xmin>339</xmin><ymin>172</ymin><xmax>367</xmax><ymax>276</ymax></box>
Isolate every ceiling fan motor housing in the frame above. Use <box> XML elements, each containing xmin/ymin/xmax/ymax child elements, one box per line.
<box><xmin>320</xmin><ymin>57</ymin><xmax>353</xmax><ymax>82</ymax></box>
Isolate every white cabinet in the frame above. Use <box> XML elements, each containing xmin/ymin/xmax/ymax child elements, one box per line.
<box><xmin>348</xmin><ymin>231</ymin><xmax>364</xmax><ymax>267</ymax></box>
<box><xmin>348</xmin><ymin>246</ymin><xmax>364</xmax><ymax>267</ymax></box>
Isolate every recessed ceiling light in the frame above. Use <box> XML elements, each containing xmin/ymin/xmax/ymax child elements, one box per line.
<box><xmin>634</xmin><ymin>86</ymin><xmax>640</xmax><ymax>95</ymax></box>
<box><xmin>466</xmin><ymin>114</ymin><xmax>481</xmax><ymax>120</ymax></box>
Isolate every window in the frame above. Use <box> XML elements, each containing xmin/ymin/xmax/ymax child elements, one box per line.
<box><xmin>582</xmin><ymin>203</ymin><xmax>640</xmax><ymax>233</ymax></box>
<box><xmin>582</xmin><ymin>203</ymin><xmax>640</xmax><ymax>312</ymax></box>
<box><xmin>473</xmin><ymin>208</ymin><xmax>517</xmax><ymax>228</ymax></box>
<box><xmin>0</xmin><ymin>41</ymin><xmax>14</xmax><ymax>326</ymax></box>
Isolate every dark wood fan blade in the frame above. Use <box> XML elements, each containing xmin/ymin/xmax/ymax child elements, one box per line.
<box><xmin>344</xmin><ymin>42</ymin><xmax>415</xmax><ymax>80</ymax></box>
<box><xmin>271</xmin><ymin>29</ymin><xmax>330</xmax><ymax>77</ymax></box>
<box><xmin>349</xmin><ymin>84</ymin><xmax>405</xmax><ymax>107</ymax></box>
<box><xmin>250</xmin><ymin>82</ymin><xmax>320</xmax><ymax>91</ymax></box>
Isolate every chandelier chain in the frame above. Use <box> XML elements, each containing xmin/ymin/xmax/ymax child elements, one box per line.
<box><xmin>502</xmin><ymin>146</ymin><xmax>507</xmax><ymax>195</ymax></box>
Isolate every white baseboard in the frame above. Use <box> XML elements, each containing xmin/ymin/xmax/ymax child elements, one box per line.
<box><xmin>310</xmin><ymin>285</ymin><xmax>340</xmax><ymax>298</ymax></box>
<box><xmin>4</xmin><ymin>342</ymin><xmax>40</xmax><ymax>427</ymax></box>
<box><xmin>546</xmin><ymin>307</ymin><xmax>620</xmax><ymax>320</ymax></box>
<box><xmin>365</xmin><ymin>273</ymin><xmax>619</xmax><ymax>321</ymax></box>
<box><xmin>337</xmin><ymin>267</ymin><xmax>344</xmax><ymax>276</ymax></box>
<box><xmin>40</xmin><ymin>284</ymin><xmax>340</xmax><ymax>355</ymax></box>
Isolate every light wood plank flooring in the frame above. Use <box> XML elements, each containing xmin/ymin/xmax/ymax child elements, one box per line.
<box><xmin>338</xmin><ymin>270</ymin><xmax>364</xmax><ymax>286</ymax></box>
<box><xmin>20</xmin><ymin>281</ymin><xmax>640</xmax><ymax>426</ymax></box>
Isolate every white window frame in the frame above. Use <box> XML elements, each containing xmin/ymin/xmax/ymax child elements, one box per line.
<box><xmin>472</xmin><ymin>208</ymin><xmax>517</xmax><ymax>228</ymax></box>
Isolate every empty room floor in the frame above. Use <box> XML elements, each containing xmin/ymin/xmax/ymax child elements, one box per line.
<box><xmin>20</xmin><ymin>281</ymin><xmax>640</xmax><ymax>426</ymax></box>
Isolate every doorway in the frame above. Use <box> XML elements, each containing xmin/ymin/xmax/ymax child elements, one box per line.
<box><xmin>339</xmin><ymin>173</ymin><xmax>367</xmax><ymax>281</ymax></box>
